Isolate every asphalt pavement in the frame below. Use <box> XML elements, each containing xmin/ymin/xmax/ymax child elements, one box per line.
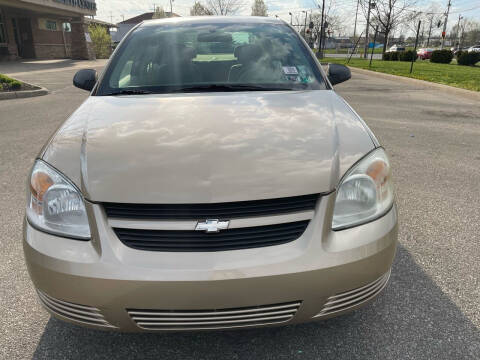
<box><xmin>0</xmin><ymin>60</ymin><xmax>479</xmax><ymax>359</ymax></box>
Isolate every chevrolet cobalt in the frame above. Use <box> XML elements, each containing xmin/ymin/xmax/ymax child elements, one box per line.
<box><xmin>24</xmin><ymin>17</ymin><xmax>397</xmax><ymax>331</ymax></box>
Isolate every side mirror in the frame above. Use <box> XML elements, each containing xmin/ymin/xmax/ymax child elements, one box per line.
<box><xmin>327</xmin><ymin>64</ymin><xmax>351</xmax><ymax>85</ymax></box>
<box><xmin>73</xmin><ymin>69</ymin><xmax>97</xmax><ymax>91</ymax></box>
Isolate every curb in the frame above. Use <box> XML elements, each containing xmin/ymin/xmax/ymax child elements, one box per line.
<box><xmin>0</xmin><ymin>76</ymin><xmax>48</xmax><ymax>101</ymax></box>
<box><xmin>348</xmin><ymin>67</ymin><xmax>480</xmax><ymax>101</ymax></box>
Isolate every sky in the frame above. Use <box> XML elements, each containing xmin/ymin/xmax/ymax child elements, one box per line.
<box><xmin>94</xmin><ymin>0</ymin><xmax>480</xmax><ymax>36</ymax></box>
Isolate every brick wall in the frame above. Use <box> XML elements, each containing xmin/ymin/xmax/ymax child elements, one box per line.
<box><xmin>31</xmin><ymin>16</ymin><xmax>71</xmax><ymax>58</ymax></box>
<box><xmin>71</xmin><ymin>19</ymin><xmax>95</xmax><ymax>60</ymax></box>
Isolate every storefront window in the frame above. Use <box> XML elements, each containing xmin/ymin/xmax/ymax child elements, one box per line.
<box><xmin>0</xmin><ymin>10</ymin><xmax>7</xmax><ymax>44</ymax></box>
<box><xmin>46</xmin><ymin>20</ymin><xmax>57</xmax><ymax>31</ymax></box>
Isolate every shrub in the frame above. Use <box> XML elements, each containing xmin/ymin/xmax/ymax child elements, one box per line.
<box><xmin>390</xmin><ymin>51</ymin><xmax>400</xmax><ymax>61</ymax></box>
<box><xmin>431</xmin><ymin>49</ymin><xmax>453</xmax><ymax>64</ymax></box>
<box><xmin>455</xmin><ymin>50</ymin><xmax>465</xmax><ymax>59</ymax></box>
<box><xmin>0</xmin><ymin>74</ymin><xmax>14</xmax><ymax>84</ymax></box>
<box><xmin>400</xmin><ymin>50</ymin><xmax>417</xmax><ymax>62</ymax></box>
<box><xmin>457</xmin><ymin>52</ymin><xmax>480</xmax><ymax>66</ymax></box>
<box><xmin>9</xmin><ymin>80</ymin><xmax>22</xmax><ymax>90</ymax></box>
<box><xmin>88</xmin><ymin>24</ymin><xmax>112</xmax><ymax>59</ymax></box>
<box><xmin>382</xmin><ymin>52</ymin><xmax>392</xmax><ymax>60</ymax></box>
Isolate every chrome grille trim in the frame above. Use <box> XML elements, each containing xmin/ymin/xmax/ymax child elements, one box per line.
<box><xmin>128</xmin><ymin>301</ymin><xmax>301</xmax><ymax>330</ymax></box>
<box><xmin>314</xmin><ymin>271</ymin><xmax>391</xmax><ymax>318</ymax></box>
<box><xmin>108</xmin><ymin>210</ymin><xmax>314</xmax><ymax>231</ymax></box>
<box><xmin>37</xmin><ymin>291</ymin><xmax>115</xmax><ymax>328</ymax></box>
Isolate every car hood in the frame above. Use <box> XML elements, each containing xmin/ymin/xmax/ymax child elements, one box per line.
<box><xmin>42</xmin><ymin>90</ymin><xmax>376</xmax><ymax>203</ymax></box>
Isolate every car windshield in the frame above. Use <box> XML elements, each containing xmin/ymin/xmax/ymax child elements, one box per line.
<box><xmin>96</xmin><ymin>21</ymin><xmax>326</xmax><ymax>95</ymax></box>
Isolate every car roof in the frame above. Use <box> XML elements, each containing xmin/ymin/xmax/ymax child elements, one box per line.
<box><xmin>140</xmin><ymin>16</ymin><xmax>286</xmax><ymax>27</ymax></box>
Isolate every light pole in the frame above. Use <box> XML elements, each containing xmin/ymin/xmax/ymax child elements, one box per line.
<box><xmin>289</xmin><ymin>12</ymin><xmax>293</xmax><ymax>26</ymax></box>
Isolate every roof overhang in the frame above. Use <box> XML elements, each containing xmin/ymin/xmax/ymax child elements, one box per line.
<box><xmin>0</xmin><ymin>0</ymin><xmax>96</xmax><ymax>16</ymax></box>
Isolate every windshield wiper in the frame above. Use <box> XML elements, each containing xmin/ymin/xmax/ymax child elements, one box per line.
<box><xmin>167</xmin><ymin>84</ymin><xmax>294</xmax><ymax>93</ymax></box>
<box><xmin>103</xmin><ymin>89</ymin><xmax>153</xmax><ymax>96</ymax></box>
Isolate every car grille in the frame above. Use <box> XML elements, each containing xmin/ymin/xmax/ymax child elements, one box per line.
<box><xmin>315</xmin><ymin>271</ymin><xmax>391</xmax><ymax>318</ymax></box>
<box><xmin>114</xmin><ymin>220</ymin><xmax>309</xmax><ymax>252</ymax></box>
<box><xmin>37</xmin><ymin>290</ymin><xmax>115</xmax><ymax>328</ymax></box>
<box><xmin>127</xmin><ymin>301</ymin><xmax>301</xmax><ymax>330</ymax></box>
<box><xmin>103</xmin><ymin>194</ymin><xmax>319</xmax><ymax>220</ymax></box>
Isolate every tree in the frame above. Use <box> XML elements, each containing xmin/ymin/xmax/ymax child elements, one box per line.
<box><xmin>206</xmin><ymin>0</ymin><xmax>242</xmax><ymax>15</ymax></box>
<box><xmin>361</xmin><ymin>0</ymin><xmax>417</xmax><ymax>54</ymax></box>
<box><xmin>460</xmin><ymin>20</ymin><xmax>480</xmax><ymax>47</ymax></box>
<box><xmin>251</xmin><ymin>0</ymin><xmax>267</xmax><ymax>16</ymax></box>
<box><xmin>152</xmin><ymin>6</ymin><xmax>166</xmax><ymax>19</ymax></box>
<box><xmin>190</xmin><ymin>1</ymin><xmax>213</xmax><ymax>15</ymax></box>
<box><xmin>88</xmin><ymin>24</ymin><xmax>112</xmax><ymax>59</ymax></box>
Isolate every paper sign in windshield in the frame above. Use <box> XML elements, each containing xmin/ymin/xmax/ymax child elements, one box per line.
<box><xmin>282</xmin><ymin>66</ymin><xmax>298</xmax><ymax>75</ymax></box>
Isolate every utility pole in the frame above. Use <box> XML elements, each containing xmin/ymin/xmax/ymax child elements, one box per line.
<box><xmin>319</xmin><ymin>0</ymin><xmax>326</xmax><ymax>58</ymax></box>
<box><xmin>427</xmin><ymin>16</ymin><xmax>433</xmax><ymax>47</ymax></box>
<box><xmin>303</xmin><ymin>10</ymin><xmax>308</xmax><ymax>35</ymax></box>
<box><xmin>440</xmin><ymin>0</ymin><xmax>451</xmax><ymax>49</ymax></box>
<box><xmin>363</xmin><ymin>0</ymin><xmax>373</xmax><ymax>59</ymax></box>
<box><xmin>410</xmin><ymin>20</ymin><xmax>421</xmax><ymax>74</ymax></box>
<box><xmin>169</xmin><ymin>0</ymin><xmax>173</xmax><ymax>15</ymax></box>
<box><xmin>459</xmin><ymin>21</ymin><xmax>465</xmax><ymax>48</ymax></box>
<box><xmin>455</xmin><ymin>14</ymin><xmax>462</xmax><ymax>48</ymax></box>
<box><xmin>353</xmin><ymin>0</ymin><xmax>360</xmax><ymax>40</ymax></box>
<box><xmin>369</xmin><ymin>25</ymin><xmax>378</xmax><ymax>67</ymax></box>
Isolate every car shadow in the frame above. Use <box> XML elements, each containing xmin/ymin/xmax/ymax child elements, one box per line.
<box><xmin>32</xmin><ymin>246</ymin><xmax>480</xmax><ymax>360</ymax></box>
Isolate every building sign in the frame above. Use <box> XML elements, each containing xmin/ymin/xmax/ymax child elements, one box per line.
<box><xmin>53</xmin><ymin>0</ymin><xmax>97</xmax><ymax>11</ymax></box>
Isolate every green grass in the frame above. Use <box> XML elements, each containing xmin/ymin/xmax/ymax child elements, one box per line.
<box><xmin>327</xmin><ymin>58</ymin><xmax>480</xmax><ymax>91</ymax></box>
<box><xmin>323</xmin><ymin>47</ymin><xmax>413</xmax><ymax>55</ymax></box>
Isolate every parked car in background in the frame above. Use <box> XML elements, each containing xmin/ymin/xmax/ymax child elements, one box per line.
<box><xmin>23</xmin><ymin>16</ymin><xmax>398</xmax><ymax>332</ymax></box>
<box><xmin>467</xmin><ymin>45</ymin><xmax>480</xmax><ymax>53</ymax></box>
<box><xmin>387</xmin><ymin>44</ymin><xmax>405</xmax><ymax>52</ymax></box>
<box><xmin>417</xmin><ymin>48</ymin><xmax>434</xmax><ymax>60</ymax></box>
<box><xmin>451</xmin><ymin>47</ymin><xmax>468</xmax><ymax>56</ymax></box>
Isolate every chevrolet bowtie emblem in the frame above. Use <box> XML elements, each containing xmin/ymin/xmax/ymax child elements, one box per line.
<box><xmin>195</xmin><ymin>219</ymin><xmax>230</xmax><ymax>233</ymax></box>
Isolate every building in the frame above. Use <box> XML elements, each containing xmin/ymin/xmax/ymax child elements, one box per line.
<box><xmin>111</xmin><ymin>12</ymin><xmax>180</xmax><ymax>43</ymax></box>
<box><xmin>0</xmin><ymin>0</ymin><xmax>97</xmax><ymax>60</ymax></box>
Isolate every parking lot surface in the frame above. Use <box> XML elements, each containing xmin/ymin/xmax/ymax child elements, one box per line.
<box><xmin>0</xmin><ymin>60</ymin><xmax>479</xmax><ymax>359</ymax></box>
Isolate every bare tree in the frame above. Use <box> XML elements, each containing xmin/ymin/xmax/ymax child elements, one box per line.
<box><xmin>460</xmin><ymin>19</ymin><xmax>480</xmax><ymax>47</ymax></box>
<box><xmin>206</xmin><ymin>0</ymin><xmax>243</xmax><ymax>15</ymax></box>
<box><xmin>311</xmin><ymin>12</ymin><xmax>346</xmax><ymax>44</ymax></box>
<box><xmin>152</xmin><ymin>6</ymin><xmax>166</xmax><ymax>19</ymax></box>
<box><xmin>251</xmin><ymin>0</ymin><xmax>267</xmax><ymax>16</ymax></box>
<box><xmin>360</xmin><ymin>0</ymin><xmax>417</xmax><ymax>53</ymax></box>
<box><xmin>190</xmin><ymin>1</ymin><xmax>213</xmax><ymax>15</ymax></box>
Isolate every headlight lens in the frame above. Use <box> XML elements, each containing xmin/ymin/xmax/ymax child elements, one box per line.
<box><xmin>332</xmin><ymin>148</ymin><xmax>394</xmax><ymax>230</ymax></box>
<box><xmin>27</xmin><ymin>160</ymin><xmax>91</xmax><ymax>239</ymax></box>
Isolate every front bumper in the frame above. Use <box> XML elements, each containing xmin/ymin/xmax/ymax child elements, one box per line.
<box><xmin>23</xmin><ymin>193</ymin><xmax>398</xmax><ymax>332</ymax></box>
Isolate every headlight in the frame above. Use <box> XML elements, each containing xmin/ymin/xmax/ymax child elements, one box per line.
<box><xmin>332</xmin><ymin>148</ymin><xmax>394</xmax><ymax>230</ymax></box>
<box><xmin>26</xmin><ymin>160</ymin><xmax>91</xmax><ymax>239</ymax></box>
